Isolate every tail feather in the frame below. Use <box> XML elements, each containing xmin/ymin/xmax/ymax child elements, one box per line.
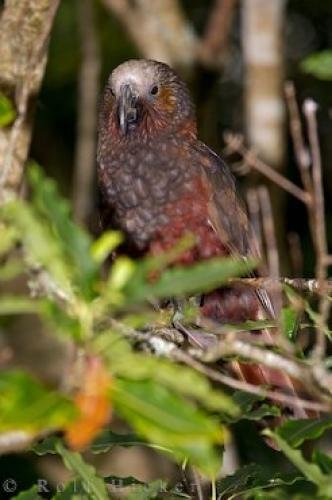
<box><xmin>201</xmin><ymin>285</ymin><xmax>317</xmax><ymax>422</ymax></box>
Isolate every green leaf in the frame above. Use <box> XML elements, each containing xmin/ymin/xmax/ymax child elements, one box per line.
<box><xmin>126</xmin><ymin>480</ymin><xmax>167</xmax><ymax>500</ymax></box>
<box><xmin>216</xmin><ymin>464</ymin><xmax>303</xmax><ymax>499</ymax></box>
<box><xmin>0</xmin><ymin>260</ymin><xmax>24</xmax><ymax>281</ymax></box>
<box><xmin>281</xmin><ymin>307</ymin><xmax>298</xmax><ymax>341</ymax></box>
<box><xmin>31</xmin><ymin>436</ymin><xmax>60</xmax><ymax>455</ymax></box>
<box><xmin>90</xmin><ymin>429</ymin><xmax>145</xmax><ymax>454</ymax></box>
<box><xmin>313</xmin><ymin>451</ymin><xmax>332</xmax><ymax>475</ymax></box>
<box><xmin>1</xmin><ymin>200</ymin><xmax>73</xmax><ymax>297</ymax></box>
<box><xmin>276</xmin><ymin>417</ymin><xmax>332</xmax><ymax>448</ymax></box>
<box><xmin>124</xmin><ymin>257</ymin><xmax>256</xmax><ymax>303</ymax></box>
<box><xmin>55</xmin><ymin>441</ymin><xmax>109</xmax><ymax>500</ymax></box>
<box><xmin>12</xmin><ymin>486</ymin><xmax>42</xmax><ymax>499</ymax></box>
<box><xmin>104</xmin><ymin>475</ymin><xmax>144</xmax><ymax>487</ymax></box>
<box><xmin>52</xmin><ymin>480</ymin><xmax>87</xmax><ymax>499</ymax></box>
<box><xmin>263</xmin><ymin>430</ymin><xmax>332</xmax><ymax>497</ymax></box>
<box><xmin>0</xmin><ymin>92</ymin><xmax>16</xmax><ymax>127</ymax></box>
<box><xmin>0</xmin><ymin>225</ymin><xmax>18</xmax><ymax>255</ymax></box>
<box><xmin>94</xmin><ymin>330</ymin><xmax>238</xmax><ymax>417</ymax></box>
<box><xmin>241</xmin><ymin>404</ymin><xmax>280</xmax><ymax>422</ymax></box>
<box><xmin>0</xmin><ymin>371</ymin><xmax>77</xmax><ymax>433</ymax></box>
<box><xmin>0</xmin><ymin>295</ymin><xmax>42</xmax><ymax>315</ymax></box>
<box><xmin>28</xmin><ymin>164</ymin><xmax>97</xmax><ymax>299</ymax></box>
<box><xmin>91</xmin><ymin>231</ymin><xmax>123</xmax><ymax>264</ymax></box>
<box><xmin>112</xmin><ymin>378</ymin><xmax>224</xmax><ymax>477</ymax></box>
<box><xmin>41</xmin><ymin>300</ymin><xmax>84</xmax><ymax>341</ymax></box>
<box><xmin>301</xmin><ymin>50</ymin><xmax>332</xmax><ymax>80</ymax></box>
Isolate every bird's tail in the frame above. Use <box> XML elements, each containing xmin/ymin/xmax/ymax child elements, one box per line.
<box><xmin>201</xmin><ymin>285</ymin><xmax>316</xmax><ymax>422</ymax></box>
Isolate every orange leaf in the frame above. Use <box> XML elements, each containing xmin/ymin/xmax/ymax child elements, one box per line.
<box><xmin>65</xmin><ymin>355</ymin><xmax>111</xmax><ymax>451</ymax></box>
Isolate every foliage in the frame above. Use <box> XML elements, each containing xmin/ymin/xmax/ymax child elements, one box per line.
<box><xmin>0</xmin><ymin>92</ymin><xmax>15</xmax><ymax>127</ymax></box>
<box><xmin>301</xmin><ymin>50</ymin><xmax>332</xmax><ymax>81</ymax></box>
<box><xmin>0</xmin><ymin>166</ymin><xmax>331</xmax><ymax>497</ymax></box>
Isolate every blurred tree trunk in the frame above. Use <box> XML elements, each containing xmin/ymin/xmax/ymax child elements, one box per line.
<box><xmin>72</xmin><ymin>0</ymin><xmax>100</xmax><ymax>224</ymax></box>
<box><xmin>0</xmin><ymin>0</ymin><xmax>60</xmax><ymax>199</ymax></box>
<box><xmin>100</xmin><ymin>0</ymin><xmax>197</xmax><ymax>70</ymax></box>
<box><xmin>241</xmin><ymin>0</ymin><xmax>289</xmax><ymax>270</ymax></box>
<box><xmin>242</xmin><ymin>0</ymin><xmax>286</xmax><ymax>167</ymax></box>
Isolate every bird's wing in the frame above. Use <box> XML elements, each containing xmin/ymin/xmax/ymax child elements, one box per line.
<box><xmin>195</xmin><ymin>141</ymin><xmax>260</xmax><ymax>260</ymax></box>
<box><xmin>195</xmin><ymin>141</ymin><xmax>274</xmax><ymax>317</ymax></box>
<box><xmin>194</xmin><ymin>142</ymin><xmax>314</xmax><ymax>420</ymax></box>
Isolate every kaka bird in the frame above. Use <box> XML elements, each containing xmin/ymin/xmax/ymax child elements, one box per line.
<box><xmin>97</xmin><ymin>59</ymin><xmax>311</xmax><ymax>421</ymax></box>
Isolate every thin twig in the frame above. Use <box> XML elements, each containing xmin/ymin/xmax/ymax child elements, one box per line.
<box><xmin>284</xmin><ymin>82</ymin><xmax>313</xmax><ymax>194</ymax></box>
<box><xmin>199</xmin><ymin>0</ymin><xmax>237</xmax><ymax>66</ymax></box>
<box><xmin>258</xmin><ymin>185</ymin><xmax>282</xmax><ymax>315</ymax></box>
<box><xmin>171</xmin><ymin>349</ymin><xmax>330</xmax><ymax>413</ymax></box>
<box><xmin>303</xmin><ymin>99</ymin><xmax>330</xmax><ymax>360</ymax></box>
<box><xmin>224</xmin><ymin>132</ymin><xmax>310</xmax><ymax>205</ymax></box>
<box><xmin>246</xmin><ymin>188</ymin><xmax>264</xmax><ymax>258</ymax></box>
<box><xmin>228</xmin><ymin>277</ymin><xmax>332</xmax><ymax>295</ymax></box>
<box><xmin>191</xmin><ymin>469</ymin><xmax>204</xmax><ymax>500</ymax></box>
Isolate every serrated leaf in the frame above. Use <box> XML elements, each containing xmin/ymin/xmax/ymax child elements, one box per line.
<box><xmin>90</xmin><ymin>429</ymin><xmax>145</xmax><ymax>454</ymax></box>
<box><xmin>124</xmin><ymin>257</ymin><xmax>256</xmax><ymax>303</ymax></box>
<box><xmin>1</xmin><ymin>200</ymin><xmax>73</xmax><ymax>297</ymax></box>
<box><xmin>55</xmin><ymin>441</ymin><xmax>109</xmax><ymax>500</ymax></box>
<box><xmin>301</xmin><ymin>50</ymin><xmax>332</xmax><ymax>80</ymax></box>
<box><xmin>94</xmin><ymin>330</ymin><xmax>238</xmax><ymax>417</ymax></box>
<box><xmin>276</xmin><ymin>417</ymin><xmax>332</xmax><ymax>448</ymax></box>
<box><xmin>12</xmin><ymin>486</ymin><xmax>42</xmax><ymax>499</ymax></box>
<box><xmin>263</xmin><ymin>430</ymin><xmax>332</xmax><ymax>497</ymax></box>
<box><xmin>28</xmin><ymin>164</ymin><xmax>97</xmax><ymax>299</ymax></box>
<box><xmin>64</xmin><ymin>356</ymin><xmax>111</xmax><ymax>451</ymax></box>
<box><xmin>225</xmin><ymin>392</ymin><xmax>280</xmax><ymax>423</ymax></box>
<box><xmin>313</xmin><ymin>450</ymin><xmax>332</xmax><ymax>475</ymax></box>
<box><xmin>112</xmin><ymin>378</ymin><xmax>224</xmax><ymax>477</ymax></box>
<box><xmin>217</xmin><ymin>464</ymin><xmax>303</xmax><ymax>499</ymax></box>
<box><xmin>104</xmin><ymin>475</ymin><xmax>144</xmax><ymax>487</ymax></box>
<box><xmin>32</xmin><ymin>436</ymin><xmax>60</xmax><ymax>455</ymax></box>
<box><xmin>0</xmin><ymin>92</ymin><xmax>16</xmax><ymax>126</ymax></box>
<box><xmin>52</xmin><ymin>480</ymin><xmax>86</xmax><ymax>499</ymax></box>
<box><xmin>126</xmin><ymin>479</ymin><xmax>167</xmax><ymax>500</ymax></box>
<box><xmin>0</xmin><ymin>371</ymin><xmax>77</xmax><ymax>433</ymax></box>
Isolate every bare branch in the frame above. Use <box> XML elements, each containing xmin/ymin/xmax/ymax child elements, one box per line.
<box><xmin>229</xmin><ymin>277</ymin><xmax>332</xmax><ymax>295</ymax></box>
<box><xmin>284</xmin><ymin>82</ymin><xmax>313</xmax><ymax>194</ymax></box>
<box><xmin>100</xmin><ymin>0</ymin><xmax>197</xmax><ymax>68</ymax></box>
<box><xmin>72</xmin><ymin>0</ymin><xmax>101</xmax><ymax>224</ymax></box>
<box><xmin>0</xmin><ymin>0</ymin><xmax>60</xmax><ymax>199</ymax></box>
<box><xmin>199</xmin><ymin>0</ymin><xmax>238</xmax><ymax>67</ymax></box>
<box><xmin>224</xmin><ymin>133</ymin><xmax>311</xmax><ymax>205</ymax></box>
<box><xmin>171</xmin><ymin>349</ymin><xmax>330</xmax><ymax>413</ymax></box>
<box><xmin>303</xmin><ymin>99</ymin><xmax>330</xmax><ymax>360</ymax></box>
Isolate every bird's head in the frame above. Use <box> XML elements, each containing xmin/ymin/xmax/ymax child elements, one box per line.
<box><xmin>98</xmin><ymin>59</ymin><xmax>197</xmax><ymax>143</ymax></box>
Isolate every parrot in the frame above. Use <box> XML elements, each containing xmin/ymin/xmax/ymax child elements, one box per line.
<box><xmin>97</xmin><ymin>59</ymin><xmax>313</xmax><ymax>421</ymax></box>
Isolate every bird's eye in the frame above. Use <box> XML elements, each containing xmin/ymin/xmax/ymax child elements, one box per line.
<box><xmin>150</xmin><ymin>85</ymin><xmax>159</xmax><ymax>96</ymax></box>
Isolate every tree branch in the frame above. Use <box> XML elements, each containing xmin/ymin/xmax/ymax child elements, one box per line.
<box><xmin>100</xmin><ymin>0</ymin><xmax>197</xmax><ymax>69</ymax></box>
<box><xmin>224</xmin><ymin>132</ymin><xmax>311</xmax><ymax>205</ymax></box>
<box><xmin>0</xmin><ymin>0</ymin><xmax>61</xmax><ymax>199</ymax></box>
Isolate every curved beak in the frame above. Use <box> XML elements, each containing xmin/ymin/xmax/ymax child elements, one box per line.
<box><xmin>118</xmin><ymin>83</ymin><xmax>138</xmax><ymax>134</ymax></box>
